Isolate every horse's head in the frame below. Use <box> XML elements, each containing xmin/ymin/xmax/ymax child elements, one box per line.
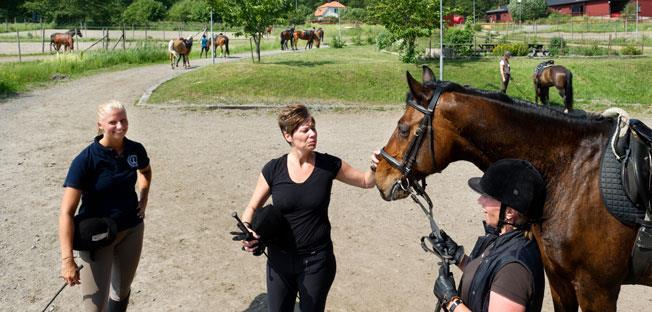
<box><xmin>76</xmin><ymin>29</ymin><xmax>82</xmax><ymax>37</ymax></box>
<box><xmin>375</xmin><ymin>66</ymin><xmax>468</xmax><ymax>201</ymax></box>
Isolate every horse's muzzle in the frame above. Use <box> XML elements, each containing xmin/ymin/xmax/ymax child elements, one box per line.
<box><xmin>379</xmin><ymin>179</ymin><xmax>410</xmax><ymax>201</ymax></box>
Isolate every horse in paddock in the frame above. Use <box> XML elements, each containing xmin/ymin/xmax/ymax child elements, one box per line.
<box><xmin>314</xmin><ymin>28</ymin><xmax>324</xmax><ymax>48</ymax></box>
<box><xmin>293</xmin><ymin>30</ymin><xmax>319</xmax><ymax>50</ymax></box>
<box><xmin>533</xmin><ymin>63</ymin><xmax>573</xmax><ymax>113</ymax></box>
<box><xmin>375</xmin><ymin>65</ymin><xmax>652</xmax><ymax>311</ymax></box>
<box><xmin>280</xmin><ymin>28</ymin><xmax>295</xmax><ymax>50</ymax></box>
<box><xmin>265</xmin><ymin>26</ymin><xmax>273</xmax><ymax>37</ymax></box>
<box><xmin>50</xmin><ymin>29</ymin><xmax>82</xmax><ymax>52</ymax></box>
<box><xmin>210</xmin><ymin>34</ymin><xmax>230</xmax><ymax>58</ymax></box>
<box><xmin>168</xmin><ymin>36</ymin><xmax>193</xmax><ymax>69</ymax></box>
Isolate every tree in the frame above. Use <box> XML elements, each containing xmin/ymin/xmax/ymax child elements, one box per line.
<box><xmin>370</xmin><ymin>0</ymin><xmax>452</xmax><ymax>63</ymax></box>
<box><xmin>168</xmin><ymin>0</ymin><xmax>213</xmax><ymax>23</ymax></box>
<box><xmin>123</xmin><ymin>0</ymin><xmax>167</xmax><ymax>26</ymax></box>
<box><xmin>507</xmin><ymin>0</ymin><xmax>547</xmax><ymax>23</ymax></box>
<box><xmin>219</xmin><ymin>0</ymin><xmax>288</xmax><ymax>62</ymax></box>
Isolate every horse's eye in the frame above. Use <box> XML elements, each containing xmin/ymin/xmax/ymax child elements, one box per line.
<box><xmin>398</xmin><ymin>123</ymin><xmax>409</xmax><ymax>138</ymax></box>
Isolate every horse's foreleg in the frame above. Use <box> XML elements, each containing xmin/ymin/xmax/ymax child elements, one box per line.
<box><xmin>574</xmin><ymin>272</ymin><xmax>620</xmax><ymax>312</ymax></box>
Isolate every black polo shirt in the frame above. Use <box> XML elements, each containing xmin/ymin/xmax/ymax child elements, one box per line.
<box><xmin>64</xmin><ymin>135</ymin><xmax>149</xmax><ymax>231</ymax></box>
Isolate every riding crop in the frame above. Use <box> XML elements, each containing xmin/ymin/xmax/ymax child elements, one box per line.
<box><xmin>41</xmin><ymin>265</ymin><xmax>84</xmax><ymax>312</ymax></box>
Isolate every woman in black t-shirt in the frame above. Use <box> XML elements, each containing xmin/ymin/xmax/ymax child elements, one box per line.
<box><xmin>239</xmin><ymin>104</ymin><xmax>379</xmax><ymax>312</ymax></box>
<box><xmin>431</xmin><ymin>159</ymin><xmax>546</xmax><ymax>312</ymax></box>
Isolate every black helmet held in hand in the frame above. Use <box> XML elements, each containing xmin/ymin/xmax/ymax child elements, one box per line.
<box><xmin>468</xmin><ymin>159</ymin><xmax>546</xmax><ymax>215</ymax></box>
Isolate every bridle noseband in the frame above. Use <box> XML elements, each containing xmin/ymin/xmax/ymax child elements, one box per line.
<box><xmin>380</xmin><ymin>84</ymin><xmax>444</xmax><ymax>193</ymax></box>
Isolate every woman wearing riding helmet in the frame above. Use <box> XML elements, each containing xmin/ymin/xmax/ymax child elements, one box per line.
<box><xmin>431</xmin><ymin>159</ymin><xmax>546</xmax><ymax>312</ymax></box>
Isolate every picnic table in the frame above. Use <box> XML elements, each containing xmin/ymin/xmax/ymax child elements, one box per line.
<box><xmin>478</xmin><ymin>43</ymin><xmax>496</xmax><ymax>54</ymax></box>
<box><xmin>528</xmin><ymin>44</ymin><xmax>549</xmax><ymax>57</ymax></box>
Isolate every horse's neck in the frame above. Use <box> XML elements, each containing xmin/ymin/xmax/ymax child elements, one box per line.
<box><xmin>446</xmin><ymin>99</ymin><xmax>611</xmax><ymax>169</ymax></box>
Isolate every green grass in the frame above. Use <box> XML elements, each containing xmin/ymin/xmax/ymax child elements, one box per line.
<box><xmin>0</xmin><ymin>47</ymin><xmax>168</xmax><ymax>98</ymax></box>
<box><xmin>148</xmin><ymin>45</ymin><xmax>652</xmax><ymax>114</ymax></box>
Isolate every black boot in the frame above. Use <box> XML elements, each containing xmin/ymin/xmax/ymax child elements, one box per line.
<box><xmin>108</xmin><ymin>291</ymin><xmax>130</xmax><ymax>312</ymax></box>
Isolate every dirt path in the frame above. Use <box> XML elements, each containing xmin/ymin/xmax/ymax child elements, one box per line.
<box><xmin>0</xmin><ymin>50</ymin><xmax>650</xmax><ymax>311</ymax></box>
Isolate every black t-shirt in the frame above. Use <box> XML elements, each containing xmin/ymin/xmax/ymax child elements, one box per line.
<box><xmin>64</xmin><ymin>135</ymin><xmax>149</xmax><ymax>231</ymax></box>
<box><xmin>262</xmin><ymin>152</ymin><xmax>342</xmax><ymax>254</ymax></box>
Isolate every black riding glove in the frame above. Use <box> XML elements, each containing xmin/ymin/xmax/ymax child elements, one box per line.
<box><xmin>231</xmin><ymin>227</ymin><xmax>264</xmax><ymax>256</ymax></box>
<box><xmin>433</xmin><ymin>264</ymin><xmax>458</xmax><ymax>306</ymax></box>
<box><xmin>430</xmin><ymin>230</ymin><xmax>465</xmax><ymax>265</ymax></box>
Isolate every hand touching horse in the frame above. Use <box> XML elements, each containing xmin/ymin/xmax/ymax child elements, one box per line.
<box><xmin>168</xmin><ymin>37</ymin><xmax>193</xmax><ymax>69</ymax></box>
<box><xmin>375</xmin><ymin>65</ymin><xmax>651</xmax><ymax>311</ymax></box>
<box><xmin>533</xmin><ymin>64</ymin><xmax>573</xmax><ymax>113</ymax></box>
<box><xmin>50</xmin><ymin>29</ymin><xmax>82</xmax><ymax>52</ymax></box>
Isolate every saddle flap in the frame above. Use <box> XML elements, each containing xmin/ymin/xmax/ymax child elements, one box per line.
<box><xmin>630</xmin><ymin>119</ymin><xmax>652</xmax><ymax>144</ymax></box>
<box><xmin>621</xmin><ymin>128</ymin><xmax>652</xmax><ymax>211</ymax></box>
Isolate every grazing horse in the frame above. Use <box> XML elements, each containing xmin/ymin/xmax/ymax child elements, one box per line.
<box><xmin>293</xmin><ymin>30</ymin><xmax>320</xmax><ymax>50</ymax></box>
<box><xmin>50</xmin><ymin>29</ymin><xmax>82</xmax><ymax>52</ymax></box>
<box><xmin>315</xmin><ymin>28</ymin><xmax>324</xmax><ymax>48</ymax></box>
<box><xmin>280</xmin><ymin>28</ymin><xmax>295</xmax><ymax>50</ymax></box>
<box><xmin>375</xmin><ymin>65</ymin><xmax>652</xmax><ymax>311</ymax></box>
<box><xmin>168</xmin><ymin>36</ymin><xmax>193</xmax><ymax>69</ymax></box>
<box><xmin>533</xmin><ymin>64</ymin><xmax>573</xmax><ymax>113</ymax></box>
<box><xmin>210</xmin><ymin>34</ymin><xmax>230</xmax><ymax>58</ymax></box>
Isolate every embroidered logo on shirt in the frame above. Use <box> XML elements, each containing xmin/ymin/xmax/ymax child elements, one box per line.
<box><xmin>127</xmin><ymin>155</ymin><xmax>138</xmax><ymax>168</ymax></box>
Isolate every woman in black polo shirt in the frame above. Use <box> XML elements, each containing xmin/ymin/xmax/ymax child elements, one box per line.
<box><xmin>238</xmin><ymin>104</ymin><xmax>379</xmax><ymax>311</ymax></box>
<box><xmin>432</xmin><ymin>159</ymin><xmax>546</xmax><ymax>312</ymax></box>
<box><xmin>59</xmin><ymin>100</ymin><xmax>152</xmax><ymax>311</ymax></box>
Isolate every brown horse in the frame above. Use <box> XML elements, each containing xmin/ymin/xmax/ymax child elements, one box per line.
<box><xmin>293</xmin><ymin>30</ymin><xmax>320</xmax><ymax>50</ymax></box>
<box><xmin>50</xmin><ymin>29</ymin><xmax>82</xmax><ymax>52</ymax></box>
<box><xmin>210</xmin><ymin>34</ymin><xmax>230</xmax><ymax>58</ymax></box>
<box><xmin>168</xmin><ymin>37</ymin><xmax>193</xmax><ymax>69</ymax></box>
<box><xmin>265</xmin><ymin>26</ymin><xmax>273</xmax><ymax>37</ymax></box>
<box><xmin>375</xmin><ymin>65</ymin><xmax>652</xmax><ymax>311</ymax></box>
<box><xmin>534</xmin><ymin>64</ymin><xmax>573</xmax><ymax>113</ymax></box>
<box><xmin>280</xmin><ymin>28</ymin><xmax>295</xmax><ymax>50</ymax></box>
<box><xmin>315</xmin><ymin>28</ymin><xmax>324</xmax><ymax>48</ymax></box>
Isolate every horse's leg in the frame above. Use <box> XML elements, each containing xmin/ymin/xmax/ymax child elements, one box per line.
<box><xmin>543</xmin><ymin>86</ymin><xmax>550</xmax><ymax>105</ymax></box>
<box><xmin>546</xmin><ymin>272</ymin><xmax>579</xmax><ymax>312</ymax></box>
<box><xmin>574</xmin><ymin>272</ymin><xmax>620</xmax><ymax>312</ymax></box>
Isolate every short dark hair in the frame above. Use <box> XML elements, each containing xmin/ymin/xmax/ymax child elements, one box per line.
<box><xmin>277</xmin><ymin>104</ymin><xmax>316</xmax><ymax>138</ymax></box>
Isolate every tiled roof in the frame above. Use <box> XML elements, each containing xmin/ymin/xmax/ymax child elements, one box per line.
<box><xmin>317</xmin><ymin>1</ymin><xmax>346</xmax><ymax>9</ymax></box>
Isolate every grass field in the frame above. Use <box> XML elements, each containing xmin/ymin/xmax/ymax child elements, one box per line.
<box><xmin>148</xmin><ymin>45</ymin><xmax>652</xmax><ymax>114</ymax></box>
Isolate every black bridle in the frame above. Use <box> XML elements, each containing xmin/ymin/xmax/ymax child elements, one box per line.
<box><xmin>379</xmin><ymin>84</ymin><xmax>444</xmax><ymax>192</ymax></box>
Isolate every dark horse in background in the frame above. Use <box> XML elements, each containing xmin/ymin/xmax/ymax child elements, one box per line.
<box><xmin>210</xmin><ymin>33</ymin><xmax>230</xmax><ymax>58</ymax></box>
<box><xmin>293</xmin><ymin>30</ymin><xmax>319</xmax><ymax>50</ymax></box>
<box><xmin>280</xmin><ymin>27</ymin><xmax>295</xmax><ymax>50</ymax></box>
<box><xmin>375</xmin><ymin>65</ymin><xmax>651</xmax><ymax>311</ymax></box>
<box><xmin>534</xmin><ymin>63</ymin><xmax>573</xmax><ymax>113</ymax></box>
<box><xmin>168</xmin><ymin>36</ymin><xmax>193</xmax><ymax>69</ymax></box>
<box><xmin>315</xmin><ymin>28</ymin><xmax>324</xmax><ymax>48</ymax></box>
<box><xmin>50</xmin><ymin>29</ymin><xmax>82</xmax><ymax>52</ymax></box>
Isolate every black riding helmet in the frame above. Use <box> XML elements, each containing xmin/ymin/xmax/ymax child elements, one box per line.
<box><xmin>468</xmin><ymin>159</ymin><xmax>546</xmax><ymax>229</ymax></box>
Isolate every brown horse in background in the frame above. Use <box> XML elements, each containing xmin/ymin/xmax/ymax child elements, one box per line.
<box><xmin>315</xmin><ymin>28</ymin><xmax>324</xmax><ymax>48</ymax></box>
<box><xmin>534</xmin><ymin>64</ymin><xmax>573</xmax><ymax>113</ymax></box>
<box><xmin>210</xmin><ymin>34</ymin><xmax>230</xmax><ymax>58</ymax></box>
<box><xmin>280</xmin><ymin>28</ymin><xmax>295</xmax><ymax>50</ymax></box>
<box><xmin>293</xmin><ymin>30</ymin><xmax>319</xmax><ymax>50</ymax></box>
<box><xmin>375</xmin><ymin>65</ymin><xmax>651</xmax><ymax>311</ymax></box>
<box><xmin>50</xmin><ymin>29</ymin><xmax>82</xmax><ymax>52</ymax></box>
<box><xmin>168</xmin><ymin>37</ymin><xmax>193</xmax><ymax>69</ymax></box>
<box><xmin>265</xmin><ymin>26</ymin><xmax>273</xmax><ymax>37</ymax></box>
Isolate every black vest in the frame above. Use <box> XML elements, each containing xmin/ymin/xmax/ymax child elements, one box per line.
<box><xmin>463</xmin><ymin>226</ymin><xmax>545</xmax><ymax>312</ymax></box>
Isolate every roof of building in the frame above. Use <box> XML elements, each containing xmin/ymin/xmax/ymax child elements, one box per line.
<box><xmin>317</xmin><ymin>1</ymin><xmax>346</xmax><ymax>9</ymax></box>
<box><xmin>546</xmin><ymin>0</ymin><xmax>589</xmax><ymax>6</ymax></box>
<box><xmin>486</xmin><ymin>6</ymin><xmax>509</xmax><ymax>14</ymax></box>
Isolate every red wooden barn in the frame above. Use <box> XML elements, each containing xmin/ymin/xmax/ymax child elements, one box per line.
<box><xmin>486</xmin><ymin>0</ymin><xmax>652</xmax><ymax>22</ymax></box>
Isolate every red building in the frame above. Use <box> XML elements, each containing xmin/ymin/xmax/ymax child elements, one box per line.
<box><xmin>486</xmin><ymin>0</ymin><xmax>652</xmax><ymax>21</ymax></box>
<box><xmin>486</xmin><ymin>6</ymin><xmax>512</xmax><ymax>23</ymax></box>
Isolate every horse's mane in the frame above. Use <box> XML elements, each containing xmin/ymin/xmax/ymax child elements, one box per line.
<box><xmin>422</xmin><ymin>80</ymin><xmax>611</xmax><ymax>126</ymax></box>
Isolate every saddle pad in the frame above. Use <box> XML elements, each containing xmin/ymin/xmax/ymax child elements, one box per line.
<box><xmin>600</xmin><ymin>136</ymin><xmax>646</xmax><ymax>225</ymax></box>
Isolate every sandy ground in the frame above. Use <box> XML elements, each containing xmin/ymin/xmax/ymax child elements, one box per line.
<box><xmin>0</xmin><ymin>50</ymin><xmax>651</xmax><ymax>311</ymax></box>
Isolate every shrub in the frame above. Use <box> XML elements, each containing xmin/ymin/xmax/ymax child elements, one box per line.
<box><xmin>549</xmin><ymin>36</ymin><xmax>566</xmax><ymax>50</ymax></box>
<box><xmin>492</xmin><ymin>43</ymin><xmax>528</xmax><ymax>56</ymax></box>
<box><xmin>366</xmin><ymin>35</ymin><xmax>376</xmax><ymax>45</ymax></box>
<box><xmin>376</xmin><ymin>31</ymin><xmax>395</xmax><ymax>50</ymax></box>
<box><xmin>621</xmin><ymin>44</ymin><xmax>642</xmax><ymax>55</ymax></box>
<box><xmin>570</xmin><ymin>41</ymin><xmax>608</xmax><ymax>56</ymax></box>
<box><xmin>330</xmin><ymin>36</ymin><xmax>346</xmax><ymax>48</ymax></box>
<box><xmin>445</xmin><ymin>27</ymin><xmax>475</xmax><ymax>56</ymax></box>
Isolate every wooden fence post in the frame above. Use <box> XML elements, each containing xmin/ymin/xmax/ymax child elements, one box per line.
<box><xmin>41</xmin><ymin>17</ymin><xmax>45</xmax><ymax>53</ymax></box>
<box><xmin>122</xmin><ymin>24</ymin><xmax>126</xmax><ymax>50</ymax></box>
<box><xmin>106</xmin><ymin>28</ymin><xmax>110</xmax><ymax>50</ymax></box>
<box><xmin>608</xmin><ymin>34</ymin><xmax>612</xmax><ymax>56</ymax></box>
<box><xmin>16</xmin><ymin>27</ymin><xmax>22</xmax><ymax>62</ymax></box>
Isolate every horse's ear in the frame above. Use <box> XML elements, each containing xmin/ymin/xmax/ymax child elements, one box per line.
<box><xmin>407</xmin><ymin>71</ymin><xmax>425</xmax><ymax>100</ymax></box>
<box><xmin>422</xmin><ymin>66</ymin><xmax>436</xmax><ymax>83</ymax></box>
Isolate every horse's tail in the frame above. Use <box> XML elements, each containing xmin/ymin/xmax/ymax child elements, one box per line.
<box><xmin>168</xmin><ymin>40</ymin><xmax>175</xmax><ymax>53</ymax></box>
<box><xmin>565</xmin><ymin>70</ymin><xmax>573</xmax><ymax>110</ymax></box>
